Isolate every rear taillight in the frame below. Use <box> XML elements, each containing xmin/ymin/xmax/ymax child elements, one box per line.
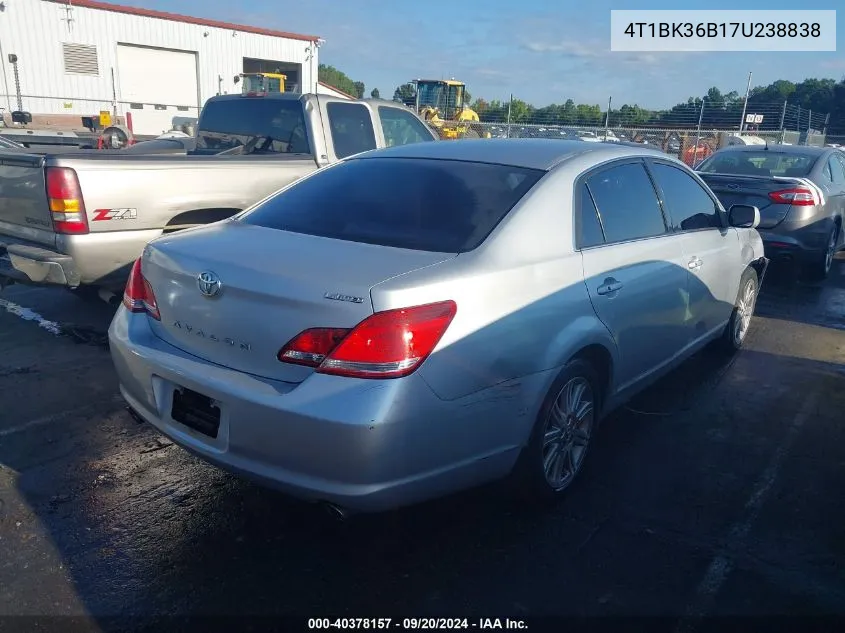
<box><xmin>122</xmin><ymin>258</ymin><xmax>160</xmax><ymax>320</ymax></box>
<box><xmin>278</xmin><ymin>300</ymin><xmax>457</xmax><ymax>379</ymax></box>
<box><xmin>46</xmin><ymin>167</ymin><xmax>89</xmax><ymax>234</ymax></box>
<box><xmin>768</xmin><ymin>187</ymin><xmax>816</xmax><ymax>206</ymax></box>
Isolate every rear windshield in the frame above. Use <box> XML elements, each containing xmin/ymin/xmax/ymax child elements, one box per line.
<box><xmin>194</xmin><ymin>99</ymin><xmax>310</xmax><ymax>155</ymax></box>
<box><xmin>241</xmin><ymin>157</ymin><xmax>545</xmax><ymax>252</ymax></box>
<box><xmin>697</xmin><ymin>151</ymin><xmax>818</xmax><ymax>177</ymax></box>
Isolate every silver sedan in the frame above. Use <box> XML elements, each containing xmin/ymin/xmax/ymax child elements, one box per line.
<box><xmin>108</xmin><ymin>139</ymin><xmax>768</xmax><ymax>514</ymax></box>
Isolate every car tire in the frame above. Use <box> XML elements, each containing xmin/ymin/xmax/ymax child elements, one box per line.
<box><xmin>510</xmin><ymin>358</ymin><xmax>601</xmax><ymax>502</ymax></box>
<box><xmin>715</xmin><ymin>267</ymin><xmax>759</xmax><ymax>354</ymax></box>
<box><xmin>806</xmin><ymin>224</ymin><xmax>839</xmax><ymax>281</ymax></box>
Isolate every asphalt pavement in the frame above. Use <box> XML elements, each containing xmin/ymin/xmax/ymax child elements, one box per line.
<box><xmin>0</xmin><ymin>257</ymin><xmax>844</xmax><ymax>632</ymax></box>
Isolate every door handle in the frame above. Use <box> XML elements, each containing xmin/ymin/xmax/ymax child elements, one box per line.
<box><xmin>597</xmin><ymin>279</ymin><xmax>623</xmax><ymax>295</ymax></box>
<box><xmin>688</xmin><ymin>257</ymin><xmax>702</xmax><ymax>270</ymax></box>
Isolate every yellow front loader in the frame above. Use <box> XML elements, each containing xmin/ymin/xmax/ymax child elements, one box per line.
<box><xmin>412</xmin><ymin>79</ymin><xmax>490</xmax><ymax>140</ymax></box>
<box><xmin>238</xmin><ymin>73</ymin><xmax>287</xmax><ymax>95</ymax></box>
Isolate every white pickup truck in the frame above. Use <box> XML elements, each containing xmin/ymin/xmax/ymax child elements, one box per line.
<box><xmin>0</xmin><ymin>92</ymin><xmax>438</xmax><ymax>300</ymax></box>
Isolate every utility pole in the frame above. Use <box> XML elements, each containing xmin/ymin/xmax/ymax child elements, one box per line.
<box><xmin>693</xmin><ymin>99</ymin><xmax>705</xmax><ymax>168</ymax></box>
<box><xmin>604</xmin><ymin>96</ymin><xmax>612</xmax><ymax>141</ymax></box>
<box><xmin>738</xmin><ymin>71</ymin><xmax>752</xmax><ymax>133</ymax></box>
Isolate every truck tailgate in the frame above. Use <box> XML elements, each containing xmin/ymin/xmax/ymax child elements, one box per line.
<box><xmin>0</xmin><ymin>151</ymin><xmax>56</xmax><ymax>248</ymax></box>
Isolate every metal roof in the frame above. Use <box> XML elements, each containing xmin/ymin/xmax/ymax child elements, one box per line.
<box><xmin>46</xmin><ymin>0</ymin><xmax>321</xmax><ymax>42</ymax></box>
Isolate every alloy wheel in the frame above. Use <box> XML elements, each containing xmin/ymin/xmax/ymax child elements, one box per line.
<box><xmin>542</xmin><ymin>376</ymin><xmax>594</xmax><ymax>490</ymax></box>
<box><xmin>734</xmin><ymin>277</ymin><xmax>757</xmax><ymax>345</ymax></box>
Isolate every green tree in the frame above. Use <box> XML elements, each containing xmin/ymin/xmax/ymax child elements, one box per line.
<box><xmin>370</xmin><ymin>88</ymin><xmax>381</xmax><ymax>99</ymax></box>
<box><xmin>392</xmin><ymin>83</ymin><xmax>416</xmax><ymax>105</ymax></box>
<box><xmin>318</xmin><ymin>64</ymin><xmax>364</xmax><ymax>98</ymax></box>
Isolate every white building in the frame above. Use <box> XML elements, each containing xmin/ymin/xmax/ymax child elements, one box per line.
<box><xmin>0</xmin><ymin>0</ymin><xmax>323</xmax><ymax>135</ymax></box>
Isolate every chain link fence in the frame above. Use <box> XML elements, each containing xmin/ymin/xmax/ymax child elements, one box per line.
<box><xmin>469</xmin><ymin>123</ymin><xmax>794</xmax><ymax>166</ymax></box>
<box><xmin>410</xmin><ymin>97</ymin><xmax>832</xmax><ymax>165</ymax></box>
<box><xmin>472</xmin><ymin>98</ymin><xmax>829</xmax><ymax>135</ymax></box>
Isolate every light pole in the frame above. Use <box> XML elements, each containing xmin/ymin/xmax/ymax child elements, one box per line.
<box><xmin>306</xmin><ymin>38</ymin><xmax>325</xmax><ymax>94</ymax></box>
<box><xmin>738</xmin><ymin>71</ymin><xmax>752</xmax><ymax>133</ymax></box>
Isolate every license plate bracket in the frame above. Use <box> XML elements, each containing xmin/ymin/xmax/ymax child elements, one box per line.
<box><xmin>171</xmin><ymin>387</ymin><xmax>221</xmax><ymax>438</ymax></box>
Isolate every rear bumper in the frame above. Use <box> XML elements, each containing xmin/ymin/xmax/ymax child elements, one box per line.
<box><xmin>108</xmin><ymin>308</ymin><xmax>540</xmax><ymax>513</ymax></box>
<box><xmin>0</xmin><ymin>238</ymin><xmax>80</xmax><ymax>288</ymax></box>
<box><xmin>758</xmin><ymin>216</ymin><xmax>837</xmax><ymax>262</ymax></box>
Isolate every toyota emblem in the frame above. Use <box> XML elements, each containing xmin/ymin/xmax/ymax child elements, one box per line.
<box><xmin>197</xmin><ymin>271</ymin><xmax>222</xmax><ymax>297</ymax></box>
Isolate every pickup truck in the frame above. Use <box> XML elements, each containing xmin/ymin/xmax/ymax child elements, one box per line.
<box><xmin>0</xmin><ymin>93</ymin><xmax>438</xmax><ymax>300</ymax></box>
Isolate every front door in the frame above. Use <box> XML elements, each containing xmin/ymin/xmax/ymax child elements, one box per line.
<box><xmin>647</xmin><ymin>160</ymin><xmax>741</xmax><ymax>341</ymax></box>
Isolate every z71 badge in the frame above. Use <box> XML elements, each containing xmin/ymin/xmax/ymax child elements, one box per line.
<box><xmin>92</xmin><ymin>208</ymin><xmax>138</xmax><ymax>221</ymax></box>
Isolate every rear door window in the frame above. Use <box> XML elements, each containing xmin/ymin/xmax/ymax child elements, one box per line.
<box><xmin>241</xmin><ymin>157</ymin><xmax>544</xmax><ymax>253</ymax></box>
<box><xmin>378</xmin><ymin>106</ymin><xmax>435</xmax><ymax>147</ymax></box>
<box><xmin>697</xmin><ymin>151</ymin><xmax>817</xmax><ymax>177</ymax></box>
<box><xmin>828</xmin><ymin>156</ymin><xmax>845</xmax><ymax>184</ymax></box>
<box><xmin>650</xmin><ymin>162</ymin><xmax>721</xmax><ymax>231</ymax></box>
<box><xmin>586</xmin><ymin>162</ymin><xmax>667</xmax><ymax>244</ymax></box>
<box><xmin>575</xmin><ymin>184</ymin><xmax>605</xmax><ymax>248</ymax></box>
<box><xmin>326</xmin><ymin>102</ymin><xmax>377</xmax><ymax>159</ymax></box>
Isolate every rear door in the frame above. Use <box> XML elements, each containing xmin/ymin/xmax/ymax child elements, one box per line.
<box><xmin>375</xmin><ymin>105</ymin><xmax>438</xmax><ymax>147</ymax></box>
<box><xmin>0</xmin><ymin>152</ymin><xmax>56</xmax><ymax>247</ymax></box>
<box><xmin>647</xmin><ymin>160</ymin><xmax>740</xmax><ymax>339</ymax></box>
<box><xmin>578</xmin><ymin>160</ymin><xmax>692</xmax><ymax>392</ymax></box>
<box><xmin>319</xmin><ymin>99</ymin><xmax>379</xmax><ymax>161</ymax></box>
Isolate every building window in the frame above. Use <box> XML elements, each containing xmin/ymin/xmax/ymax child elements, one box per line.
<box><xmin>62</xmin><ymin>43</ymin><xmax>99</xmax><ymax>76</ymax></box>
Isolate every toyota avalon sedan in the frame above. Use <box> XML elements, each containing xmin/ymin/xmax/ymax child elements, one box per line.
<box><xmin>109</xmin><ymin>139</ymin><xmax>768</xmax><ymax>515</ymax></box>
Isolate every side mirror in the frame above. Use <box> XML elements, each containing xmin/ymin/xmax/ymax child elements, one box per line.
<box><xmin>728</xmin><ymin>204</ymin><xmax>760</xmax><ymax>229</ymax></box>
<box><xmin>233</xmin><ymin>75</ymin><xmax>240</xmax><ymax>85</ymax></box>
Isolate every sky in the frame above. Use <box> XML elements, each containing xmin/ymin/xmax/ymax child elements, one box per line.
<box><xmin>130</xmin><ymin>0</ymin><xmax>843</xmax><ymax>109</ymax></box>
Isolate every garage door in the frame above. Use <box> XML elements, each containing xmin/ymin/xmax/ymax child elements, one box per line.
<box><xmin>116</xmin><ymin>44</ymin><xmax>199</xmax><ymax>136</ymax></box>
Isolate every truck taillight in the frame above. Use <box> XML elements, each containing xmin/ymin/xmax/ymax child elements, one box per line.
<box><xmin>768</xmin><ymin>187</ymin><xmax>816</xmax><ymax>206</ymax></box>
<box><xmin>278</xmin><ymin>300</ymin><xmax>457</xmax><ymax>379</ymax></box>
<box><xmin>46</xmin><ymin>167</ymin><xmax>89</xmax><ymax>234</ymax></box>
<box><xmin>123</xmin><ymin>259</ymin><xmax>160</xmax><ymax>320</ymax></box>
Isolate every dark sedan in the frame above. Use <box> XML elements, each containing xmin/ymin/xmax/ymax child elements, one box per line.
<box><xmin>697</xmin><ymin>144</ymin><xmax>845</xmax><ymax>279</ymax></box>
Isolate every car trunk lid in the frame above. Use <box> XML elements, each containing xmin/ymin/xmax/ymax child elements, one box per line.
<box><xmin>142</xmin><ymin>221</ymin><xmax>457</xmax><ymax>383</ymax></box>
<box><xmin>697</xmin><ymin>173</ymin><xmax>820</xmax><ymax>229</ymax></box>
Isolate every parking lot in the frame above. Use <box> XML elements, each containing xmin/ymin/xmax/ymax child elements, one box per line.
<box><xmin>1</xmin><ymin>257</ymin><xmax>844</xmax><ymax>630</ymax></box>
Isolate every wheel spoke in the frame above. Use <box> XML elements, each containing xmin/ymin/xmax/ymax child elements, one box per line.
<box><xmin>543</xmin><ymin>448</ymin><xmax>558</xmax><ymax>477</ymax></box>
<box><xmin>564</xmin><ymin>444</ymin><xmax>576</xmax><ymax>476</ymax></box>
<box><xmin>552</xmin><ymin>449</ymin><xmax>565</xmax><ymax>484</ymax></box>
<box><xmin>573</xmin><ymin>427</ymin><xmax>590</xmax><ymax>447</ymax></box>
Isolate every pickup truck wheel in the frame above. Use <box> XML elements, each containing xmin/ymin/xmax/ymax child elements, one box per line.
<box><xmin>715</xmin><ymin>267</ymin><xmax>759</xmax><ymax>355</ymax></box>
<box><xmin>806</xmin><ymin>224</ymin><xmax>838</xmax><ymax>281</ymax></box>
<box><xmin>510</xmin><ymin>358</ymin><xmax>599</xmax><ymax>502</ymax></box>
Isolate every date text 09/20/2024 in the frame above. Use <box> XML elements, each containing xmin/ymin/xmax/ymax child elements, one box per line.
<box><xmin>307</xmin><ymin>618</ymin><xmax>528</xmax><ymax>630</ymax></box>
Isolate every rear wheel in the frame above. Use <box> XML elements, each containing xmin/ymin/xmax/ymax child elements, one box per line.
<box><xmin>714</xmin><ymin>267</ymin><xmax>758</xmax><ymax>354</ymax></box>
<box><xmin>511</xmin><ymin>358</ymin><xmax>599</xmax><ymax>501</ymax></box>
<box><xmin>807</xmin><ymin>224</ymin><xmax>839</xmax><ymax>280</ymax></box>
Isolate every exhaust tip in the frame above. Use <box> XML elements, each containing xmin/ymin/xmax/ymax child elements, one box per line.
<box><xmin>98</xmin><ymin>288</ymin><xmax>121</xmax><ymax>306</ymax></box>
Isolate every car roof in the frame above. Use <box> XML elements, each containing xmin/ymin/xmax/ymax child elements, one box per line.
<box><xmin>715</xmin><ymin>143</ymin><xmax>830</xmax><ymax>156</ymax></box>
<box><xmin>353</xmin><ymin>138</ymin><xmax>671</xmax><ymax>171</ymax></box>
